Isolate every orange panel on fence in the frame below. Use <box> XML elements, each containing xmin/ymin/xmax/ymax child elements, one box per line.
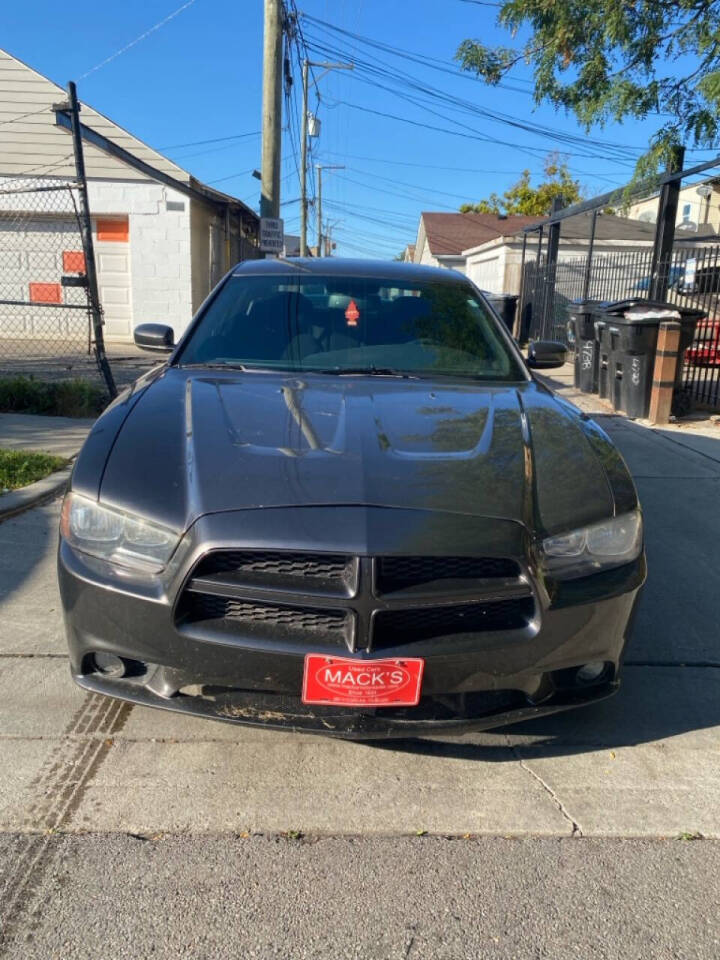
<box><xmin>96</xmin><ymin>218</ymin><xmax>129</xmax><ymax>242</ymax></box>
<box><xmin>29</xmin><ymin>282</ymin><xmax>62</xmax><ymax>304</ymax></box>
<box><xmin>63</xmin><ymin>250</ymin><xmax>86</xmax><ymax>273</ymax></box>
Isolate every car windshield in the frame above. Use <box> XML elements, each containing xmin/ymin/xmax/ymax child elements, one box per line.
<box><xmin>175</xmin><ymin>273</ymin><xmax>526</xmax><ymax>381</ymax></box>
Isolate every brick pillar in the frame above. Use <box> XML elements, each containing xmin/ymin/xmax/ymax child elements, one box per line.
<box><xmin>648</xmin><ymin>321</ymin><xmax>681</xmax><ymax>424</ymax></box>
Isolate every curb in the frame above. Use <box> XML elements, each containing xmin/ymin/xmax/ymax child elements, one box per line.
<box><xmin>0</xmin><ymin>464</ymin><xmax>73</xmax><ymax>522</ymax></box>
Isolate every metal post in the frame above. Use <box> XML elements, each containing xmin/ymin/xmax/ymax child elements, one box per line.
<box><xmin>650</xmin><ymin>145</ymin><xmax>685</xmax><ymax>301</ymax></box>
<box><xmin>539</xmin><ymin>196</ymin><xmax>564</xmax><ymax>338</ymax></box>
<box><xmin>66</xmin><ymin>82</ymin><xmax>116</xmax><ymax>398</ymax></box>
<box><xmin>526</xmin><ymin>225</ymin><xmax>544</xmax><ymax>340</ymax></box>
<box><xmin>299</xmin><ymin>59</ymin><xmax>309</xmax><ymax>256</ymax></box>
<box><xmin>582</xmin><ymin>208</ymin><xmax>598</xmax><ymax>301</ymax></box>
<box><xmin>516</xmin><ymin>232</ymin><xmax>528</xmax><ymax>339</ymax></box>
<box><xmin>224</xmin><ymin>205</ymin><xmax>231</xmax><ymax>271</ymax></box>
<box><xmin>316</xmin><ymin>165</ymin><xmax>323</xmax><ymax>257</ymax></box>
<box><xmin>546</xmin><ymin>196</ymin><xmax>563</xmax><ymax>266</ymax></box>
<box><xmin>260</xmin><ymin>0</ymin><xmax>283</xmax><ymax>220</ymax></box>
<box><xmin>314</xmin><ymin>164</ymin><xmax>344</xmax><ymax>257</ymax></box>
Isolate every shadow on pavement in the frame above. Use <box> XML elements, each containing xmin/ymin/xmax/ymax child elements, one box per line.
<box><xmin>0</xmin><ymin>498</ymin><xmax>60</xmax><ymax>639</ymax></box>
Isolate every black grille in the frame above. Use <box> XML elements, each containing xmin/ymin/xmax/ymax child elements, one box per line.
<box><xmin>181</xmin><ymin>593</ymin><xmax>349</xmax><ymax>643</ymax></box>
<box><xmin>195</xmin><ymin>551</ymin><xmax>348</xmax><ymax>579</ymax></box>
<box><xmin>376</xmin><ymin>556</ymin><xmax>521</xmax><ymax>593</ymax></box>
<box><xmin>372</xmin><ymin>597</ymin><xmax>534</xmax><ymax>648</ymax></box>
<box><xmin>191</xmin><ymin>550</ymin><xmax>354</xmax><ymax>596</ymax></box>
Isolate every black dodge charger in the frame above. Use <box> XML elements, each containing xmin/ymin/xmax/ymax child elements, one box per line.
<box><xmin>58</xmin><ymin>259</ymin><xmax>645</xmax><ymax>738</ymax></box>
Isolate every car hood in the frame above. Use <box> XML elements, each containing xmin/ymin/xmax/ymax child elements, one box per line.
<box><xmin>89</xmin><ymin>369</ymin><xmax>617</xmax><ymax>537</ymax></box>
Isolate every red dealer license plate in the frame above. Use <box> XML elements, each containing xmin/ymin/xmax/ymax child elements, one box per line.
<box><xmin>302</xmin><ymin>655</ymin><xmax>425</xmax><ymax>708</ymax></box>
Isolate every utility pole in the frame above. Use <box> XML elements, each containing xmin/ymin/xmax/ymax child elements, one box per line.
<box><xmin>300</xmin><ymin>59</ymin><xmax>310</xmax><ymax>256</ymax></box>
<box><xmin>315</xmin><ymin>164</ymin><xmax>344</xmax><ymax>257</ymax></box>
<box><xmin>260</xmin><ymin>0</ymin><xmax>283</xmax><ymax>220</ymax></box>
<box><xmin>316</xmin><ymin>165</ymin><xmax>323</xmax><ymax>257</ymax></box>
<box><xmin>324</xmin><ymin>219</ymin><xmax>343</xmax><ymax>257</ymax></box>
<box><xmin>299</xmin><ymin>60</ymin><xmax>353</xmax><ymax>256</ymax></box>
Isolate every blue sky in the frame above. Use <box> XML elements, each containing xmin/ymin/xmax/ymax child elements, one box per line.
<box><xmin>5</xmin><ymin>0</ymin><xmax>713</xmax><ymax>257</ymax></box>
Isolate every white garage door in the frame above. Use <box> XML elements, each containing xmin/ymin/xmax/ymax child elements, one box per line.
<box><xmin>93</xmin><ymin>217</ymin><xmax>132</xmax><ymax>342</ymax></box>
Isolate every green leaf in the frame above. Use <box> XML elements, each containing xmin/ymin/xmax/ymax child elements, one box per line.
<box><xmin>456</xmin><ymin>0</ymin><xmax>720</xmax><ymax>176</ymax></box>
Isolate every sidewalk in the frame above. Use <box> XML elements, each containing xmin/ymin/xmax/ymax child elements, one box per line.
<box><xmin>0</xmin><ymin>413</ymin><xmax>94</xmax><ymax>518</ymax></box>
<box><xmin>0</xmin><ymin>407</ymin><xmax>718</xmax><ymax>840</ymax></box>
<box><xmin>537</xmin><ymin>360</ymin><xmax>720</xmax><ymax>450</ymax></box>
<box><xmin>0</xmin><ymin>413</ymin><xmax>95</xmax><ymax>458</ymax></box>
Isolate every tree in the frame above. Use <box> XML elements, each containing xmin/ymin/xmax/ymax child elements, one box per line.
<box><xmin>456</xmin><ymin>0</ymin><xmax>720</xmax><ymax>176</ymax></box>
<box><xmin>459</xmin><ymin>155</ymin><xmax>583</xmax><ymax>215</ymax></box>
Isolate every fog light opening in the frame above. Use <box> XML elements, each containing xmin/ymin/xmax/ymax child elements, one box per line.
<box><xmin>576</xmin><ymin>661</ymin><xmax>607</xmax><ymax>685</ymax></box>
<box><xmin>92</xmin><ymin>652</ymin><xmax>127</xmax><ymax>678</ymax></box>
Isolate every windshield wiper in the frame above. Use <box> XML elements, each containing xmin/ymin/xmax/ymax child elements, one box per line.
<box><xmin>317</xmin><ymin>366</ymin><xmax>418</xmax><ymax>379</ymax></box>
<box><xmin>179</xmin><ymin>362</ymin><xmax>250</xmax><ymax>371</ymax></box>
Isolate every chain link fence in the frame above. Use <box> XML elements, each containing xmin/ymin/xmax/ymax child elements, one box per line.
<box><xmin>0</xmin><ymin>174</ymin><xmax>113</xmax><ymax>387</ymax></box>
<box><xmin>0</xmin><ymin>82</ymin><xmax>264</xmax><ymax>403</ymax></box>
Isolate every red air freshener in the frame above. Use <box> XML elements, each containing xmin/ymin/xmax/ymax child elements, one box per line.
<box><xmin>345</xmin><ymin>299</ymin><xmax>360</xmax><ymax>326</ymax></box>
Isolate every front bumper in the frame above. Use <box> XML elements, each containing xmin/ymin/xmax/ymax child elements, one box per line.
<box><xmin>58</xmin><ymin>506</ymin><xmax>645</xmax><ymax>739</ymax></box>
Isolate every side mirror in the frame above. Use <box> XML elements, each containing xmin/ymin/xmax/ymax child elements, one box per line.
<box><xmin>527</xmin><ymin>340</ymin><xmax>567</xmax><ymax>370</ymax></box>
<box><xmin>134</xmin><ymin>323</ymin><xmax>174</xmax><ymax>353</ymax></box>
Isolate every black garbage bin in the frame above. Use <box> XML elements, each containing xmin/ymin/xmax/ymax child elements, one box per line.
<box><xmin>596</xmin><ymin>318</ymin><xmax>613</xmax><ymax>401</ymax></box>
<box><xmin>598</xmin><ymin>299</ymin><xmax>705</xmax><ymax>418</ymax></box>
<box><xmin>483</xmin><ymin>292</ymin><xmax>519</xmax><ymax>334</ymax></box>
<box><xmin>567</xmin><ymin>300</ymin><xmax>608</xmax><ymax>393</ymax></box>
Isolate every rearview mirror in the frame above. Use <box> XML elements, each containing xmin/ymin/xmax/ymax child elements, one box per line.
<box><xmin>134</xmin><ymin>323</ymin><xmax>174</xmax><ymax>353</ymax></box>
<box><xmin>527</xmin><ymin>340</ymin><xmax>567</xmax><ymax>369</ymax></box>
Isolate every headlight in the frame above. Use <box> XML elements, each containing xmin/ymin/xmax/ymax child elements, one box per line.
<box><xmin>60</xmin><ymin>492</ymin><xmax>180</xmax><ymax>573</ymax></box>
<box><xmin>541</xmin><ymin>510</ymin><xmax>642</xmax><ymax>580</ymax></box>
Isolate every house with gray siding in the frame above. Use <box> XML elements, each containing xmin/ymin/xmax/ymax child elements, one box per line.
<box><xmin>0</xmin><ymin>48</ymin><xmax>258</xmax><ymax>343</ymax></box>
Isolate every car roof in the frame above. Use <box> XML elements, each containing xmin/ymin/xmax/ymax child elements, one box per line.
<box><xmin>230</xmin><ymin>257</ymin><xmax>471</xmax><ymax>283</ymax></box>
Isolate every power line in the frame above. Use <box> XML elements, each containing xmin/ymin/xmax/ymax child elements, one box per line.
<box><xmin>0</xmin><ymin>105</ymin><xmax>53</xmax><ymax>128</ymax></box>
<box><xmin>79</xmin><ymin>0</ymin><xmax>198</xmax><ymax>80</ymax></box>
<box><xmin>303</xmin><ymin>14</ymin><xmax>533</xmax><ymax>95</ymax></box>
<box><xmin>323</xmin><ymin>199</ymin><xmax>421</xmax><ymax>233</ymax></box>
<box><xmin>207</xmin><ymin>168</ymin><xmax>255</xmax><ymax>185</ymax></box>
<box><xmin>157</xmin><ymin>131</ymin><xmax>261</xmax><ymax>150</ymax></box>
<box><xmin>301</xmin><ymin>15</ymin><xmax>642</xmax><ymax>163</ymax></box>
<box><xmin>317</xmin><ymin>149</ymin><xmax>629</xmax><ymax>185</ymax></box>
<box><xmin>336</xmin><ymin>164</ymin><xmax>512</xmax><ymax>203</ymax></box>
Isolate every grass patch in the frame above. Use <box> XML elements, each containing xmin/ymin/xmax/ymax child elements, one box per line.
<box><xmin>0</xmin><ymin>377</ymin><xmax>108</xmax><ymax>418</ymax></box>
<box><xmin>0</xmin><ymin>448</ymin><xmax>69</xmax><ymax>492</ymax></box>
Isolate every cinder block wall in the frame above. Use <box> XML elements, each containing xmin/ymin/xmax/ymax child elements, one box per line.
<box><xmin>87</xmin><ymin>180</ymin><xmax>193</xmax><ymax>342</ymax></box>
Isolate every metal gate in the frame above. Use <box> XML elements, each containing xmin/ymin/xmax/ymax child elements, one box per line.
<box><xmin>0</xmin><ymin>175</ymin><xmax>113</xmax><ymax>389</ymax></box>
<box><xmin>520</xmin><ymin>245</ymin><xmax>720</xmax><ymax>410</ymax></box>
<box><xmin>0</xmin><ymin>83</ymin><xmax>119</xmax><ymax>397</ymax></box>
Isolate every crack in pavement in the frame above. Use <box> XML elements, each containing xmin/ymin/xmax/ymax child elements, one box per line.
<box><xmin>510</xmin><ymin>744</ymin><xmax>583</xmax><ymax>838</ymax></box>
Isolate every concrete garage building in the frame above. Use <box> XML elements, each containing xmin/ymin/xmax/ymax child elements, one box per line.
<box><xmin>0</xmin><ymin>49</ymin><xmax>259</xmax><ymax>344</ymax></box>
<box><xmin>462</xmin><ymin>213</ymin><xmax>720</xmax><ymax>296</ymax></box>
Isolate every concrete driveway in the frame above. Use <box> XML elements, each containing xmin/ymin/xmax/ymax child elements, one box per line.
<box><xmin>1</xmin><ymin>412</ymin><xmax>719</xmax><ymax>957</ymax></box>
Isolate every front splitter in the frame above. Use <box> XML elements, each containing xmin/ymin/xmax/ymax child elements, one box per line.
<box><xmin>74</xmin><ymin>672</ymin><xmax>620</xmax><ymax>740</ymax></box>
